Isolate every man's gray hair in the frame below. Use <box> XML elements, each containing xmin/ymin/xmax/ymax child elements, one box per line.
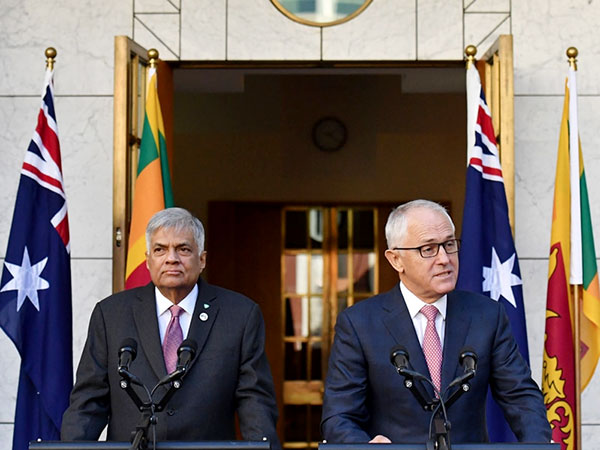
<box><xmin>384</xmin><ymin>199</ymin><xmax>455</xmax><ymax>249</ymax></box>
<box><xmin>145</xmin><ymin>207</ymin><xmax>205</xmax><ymax>253</ymax></box>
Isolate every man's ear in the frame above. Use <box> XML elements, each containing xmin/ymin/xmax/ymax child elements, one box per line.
<box><xmin>384</xmin><ymin>249</ymin><xmax>405</xmax><ymax>274</ymax></box>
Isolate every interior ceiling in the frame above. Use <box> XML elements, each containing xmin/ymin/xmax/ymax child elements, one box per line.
<box><xmin>173</xmin><ymin>66</ymin><xmax>466</xmax><ymax>94</ymax></box>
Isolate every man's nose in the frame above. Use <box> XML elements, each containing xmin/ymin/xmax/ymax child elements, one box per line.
<box><xmin>165</xmin><ymin>247</ymin><xmax>180</xmax><ymax>261</ymax></box>
<box><xmin>435</xmin><ymin>245</ymin><xmax>450</xmax><ymax>263</ymax></box>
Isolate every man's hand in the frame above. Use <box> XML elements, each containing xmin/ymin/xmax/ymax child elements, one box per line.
<box><xmin>369</xmin><ymin>435</ymin><xmax>391</xmax><ymax>443</ymax></box>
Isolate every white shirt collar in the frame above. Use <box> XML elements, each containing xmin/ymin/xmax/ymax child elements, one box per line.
<box><xmin>399</xmin><ymin>281</ymin><xmax>447</xmax><ymax>320</ymax></box>
<box><xmin>155</xmin><ymin>284</ymin><xmax>199</xmax><ymax>316</ymax></box>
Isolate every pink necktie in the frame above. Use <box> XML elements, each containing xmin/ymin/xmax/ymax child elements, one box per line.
<box><xmin>163</xmin><ymin>305</ymin><xmax>184</xmax><ymax>374</ymax></box>
<box><xmin>421</xmin><ymin>304</ymin><xmax>442</xmax><ymax>393</ymax></box>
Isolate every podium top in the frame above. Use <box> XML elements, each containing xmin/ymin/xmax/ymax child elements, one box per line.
<box><xmin>319</xmin><ymin>444</ymin><xmax>559</xmax><ymax>450</ymax></box>
<box><xmin>30</xmin><ymin>441</ymin><xmax>271</xmax><ymax>450</ymax></box>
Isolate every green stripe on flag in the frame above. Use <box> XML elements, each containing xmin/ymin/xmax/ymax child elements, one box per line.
<box><xmin>158</xmin><ymin>130</ymin><xmax>174</xmax><ymax>207</ymax></box>
<box><xmin>137</xmin><ymin>114</ymin><xmax>159</xmax><ymax>175</ymax></box>
<box><xmin>581</xmin><ymin>169</ymin><xmax>598</xmax><ymax>289</ymax></box>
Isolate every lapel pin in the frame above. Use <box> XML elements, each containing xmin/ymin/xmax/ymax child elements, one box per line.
<box><xmin>203</xmin><ymin>303</ymin><xmax>210</xmax><ymax>309</ymax></box>
<box><xmin>199</xmin><ymin>312</ymin><xmax>209</xmax><ymax>322</ymax></box>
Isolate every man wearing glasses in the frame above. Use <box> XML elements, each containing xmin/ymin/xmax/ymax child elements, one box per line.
<box><xmin>321</xmin><ymin>199</ymin><xmax>550</xmax><ymax>444</ymax></box>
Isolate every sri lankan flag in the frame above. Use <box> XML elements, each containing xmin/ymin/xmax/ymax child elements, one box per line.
<box><xmin>125</xmin><ymin>64</ymin><xmax>174</xmax><ymax>288</ymax></box>
<box><xmin>543</xmin><ymin>66</ymin><xmax>600</xmax><ymax>450</ymax></box>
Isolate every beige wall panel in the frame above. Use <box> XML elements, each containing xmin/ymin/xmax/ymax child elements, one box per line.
<box><xmin>514</xmin><ymin>96</ymin><xmax>559</xmax><ymax>259</ymax></box>
<box><xmin>0</xmin><ymin>424</ymin><xmax>14</xmax><ymax>445</ymax></box>
<box><xmin>181</xmin><ymin>0</ymin><xmax>226</xmax><ymax>60</ymax></box>
<box><xmin>417</xmin><ymin>0</ymin><xmax>462</xmax><ymax>60</ymax></box>
<box><xmin>134</xmin><ymin>14</ymin><xmax>181</xmax><ymax>60</ymax></box>
<box><xmin>135</xmin><ymin>0</ymin><xmax>179</xmax><ymax>13</ymax></box>
<box><xmin>0</xmin><ymin>0</ymin><xmax>131</xmax><ymax>96</ymax></box>
<box><xmin>0</xmin><ymin>330</ymin><xmax>19</xmax><ymax>422</ymax></box>
<box><xmin>583</xmin><ymin>426</ymin><xmax>600</xmax><ymax>450</ymax></box>
<box><xmin>464</xmin><ymin>13</ymin><xmax>510</xmax><ymax>53</ymax></box>
<box><xmin>227</xmin><ymin>0</ymin><xmax>320</xmax><ymax>60</ymax></box>
<box><xmin>519</xmin><ymin>259</ymin><xmax>550</xmax><ymax>386</ymax></box>
<box><xmin>70</xmin><ymin>259</ymin><xmax>114</xmax><ymax>371</ymax></box>
<box><xmin>513</xmin><ymin>0</ymin><xmax>600</xmax><ymax>95</ymax></box>
<box><xmin>322</xmin><ymin>0</ymin><xmax>416</xmax><ymax>60</ymax></box>
<box><xmin>464</xmin><ymin>0</ymin><xmax>510</xmax><ymax>13</ymax></box>
<box><xmin>54</xmin><ymin>97</ymin><xmax>114</xmax><ymax>259</ymax></box>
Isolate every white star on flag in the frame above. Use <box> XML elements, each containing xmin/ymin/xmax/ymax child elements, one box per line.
<box><xmin>482</xmin><ymin>247</ymin><xmax>522</xmax><ymax>308</ymax></box>
<box><xmin>0</xmin><ymin>246</ymin><xmax>49</xmax><ymax>311</ymax></box>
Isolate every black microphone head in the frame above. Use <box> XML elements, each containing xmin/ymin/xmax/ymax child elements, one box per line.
<box><xmin>178</xmin><ymin>338</ymin><xmax>198</xmax><ymax>356</ymax></box>
<box><xmin>459</xmin><ymin>346</ymin><xmax>477</xmax><ymax>372</ymax></box>
<box><xmin>119</xmin><ymin>338</ymin><xmax>138</xmax><ymax>359</ymax></box>
<box><xmin>459</xmin><ymin>346</ymin><xmax>477</xmax><ymax>362</ymax></box>
<box><xmin>390</xmin><ymin>345</ymin><xmax>409</xmax><ymax>365</ymax></box>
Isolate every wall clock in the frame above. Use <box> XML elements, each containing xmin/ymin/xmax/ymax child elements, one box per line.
<box><xmin>312</xmin><ymin>117</ymin><xmax>347</xmax><ymax>152</ymax></box>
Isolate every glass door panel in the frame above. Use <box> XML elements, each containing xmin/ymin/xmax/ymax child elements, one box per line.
<box><xmin>281</xmin><ymin>206</ymin><xmax>378</xmax><ymax>449</ymax></box>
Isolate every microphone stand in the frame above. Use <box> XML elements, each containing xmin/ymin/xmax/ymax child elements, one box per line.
<box><xmin>119</xmin><ymin>368</ymin><xmax>188</xmax><ymax>450</ymax></box>
<box><xmin>394</xmin><ymin>367</ymin><xmax>476</xmax><ymax>450</ymax></box>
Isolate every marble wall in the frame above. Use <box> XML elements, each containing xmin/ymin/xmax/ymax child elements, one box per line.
<box><xmin>1</xmin><ymin>0</ymin><xmax>599</xmax><ymax>447</ymax></box>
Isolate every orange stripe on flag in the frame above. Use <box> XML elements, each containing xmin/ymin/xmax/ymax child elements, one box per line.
<box><xmin>128</xmin><ymin>159</ymin><xmax>165</xmax><ymax>243</ymax></box>
<box><xmin>125</xmin><ymin>234</ymin><xmax>149</xmax><ymax>279</ymax></box>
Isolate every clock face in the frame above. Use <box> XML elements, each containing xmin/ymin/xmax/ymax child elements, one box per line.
<box><xmin>312</xmin><ymin>117</ymin><xmax>347</xmax><ymax>152</ymax></box>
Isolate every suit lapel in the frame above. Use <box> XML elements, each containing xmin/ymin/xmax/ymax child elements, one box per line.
<box><xmin>185</xmin><ymin>279</ymin><xmax>220</xmax><ymax>371</ymax></box>
<box><xmin>132</xmin><ymin>283</ymin><xmax>168</xmax><ymax>380</ymax></box>
<box><xmin>441</xmin><ymin>291</ymin><xmax>471</xmax><ymax>390</ymax></box>
<box><xmin>381</xmin><ymin>286</ymin><xmax>431</xmax><ymax>382</ymax></box>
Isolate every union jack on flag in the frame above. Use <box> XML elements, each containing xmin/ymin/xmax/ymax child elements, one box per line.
<box><xmin>457</xmin><ymin>65</ymin><xmax>529</xmax><ymax>442</ymax></box>
<box><xmin>0</xmin><ymin>64</ymin><xmax>72</xmax><ymax>450</ymax></box>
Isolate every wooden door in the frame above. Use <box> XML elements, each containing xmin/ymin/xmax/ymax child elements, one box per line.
<box><xmin>206</xmin><ymin>201</ymin><xmax>397</xmax><ymax>449</ymax></box>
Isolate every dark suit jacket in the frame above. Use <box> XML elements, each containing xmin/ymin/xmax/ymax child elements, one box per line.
<box><xmin>61</xmin><ymin>279</ymin><xmax>280</xmax><ymax>449</ymax></box>
<box><xmin>321</xmin><ymin>285</ymin><xmax>550</xmax><ymax>444</ymax></box>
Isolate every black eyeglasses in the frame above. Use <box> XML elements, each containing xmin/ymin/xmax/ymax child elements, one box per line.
<box><xmin>392</xmin><ymin>239</ymin><xmax>461</xmax><ymax>258</ymax></box>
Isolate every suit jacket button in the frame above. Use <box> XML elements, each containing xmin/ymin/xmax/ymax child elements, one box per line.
<box><xmin>167</xmin><ymin>409</ymin><xmax>176</xmax><ymax>416</ymax></box>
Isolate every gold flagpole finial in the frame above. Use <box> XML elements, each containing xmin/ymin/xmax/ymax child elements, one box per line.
<box><xmin>566</xmin><ymin>47</ymin><xmax>578</xmax><ymax>70</ymax></box>
<box><xmin>148</xmin><ymin>48</ymin><xmax>159</xmax><ymax>69</ymax></box>
<box><xmin>45</xmin><ymin>47</ymin><xmax>57</xmax><ymax>70</ymax></box>
<box><xmin>465</xmin><ymin>45</ymin><xmax>477</xmax><ymax>69</ymax></box>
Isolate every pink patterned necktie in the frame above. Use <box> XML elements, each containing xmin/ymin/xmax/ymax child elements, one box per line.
<box><xmin>421</xmin><ymin>304</ymin><xmax>442</xmax><ymax>393</ymax></box>
<box><xmin>163</xmin><ymin>305</ymin><xmax>184</xmax><ymax>374</ymax></box>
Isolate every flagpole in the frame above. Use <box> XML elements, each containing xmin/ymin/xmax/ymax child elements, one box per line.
<box><xmin>566</xmin><ymin>46</ymin><xmax>582</xmax><ymax>450</ymax></box>
<box><xmin>465</xmin><ymin>44</ymin><xmax>476</xmax><ymax>69</ymax></box>
<box><xmin>45</xmin><ymin>47</ymin><xmax>56</xmax><ymax>70</ymax></box>
<box><xmin>148</xmin><ymin>48</ymin><xmax>158</xmax><ymax>69</ymax></box>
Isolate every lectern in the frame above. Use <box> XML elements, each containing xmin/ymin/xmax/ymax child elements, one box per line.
<box><xmin>30</xmin><ymin>441</ymin><xmax>271</xmax><ymax>450</ymax></box>
<box><xmin>319</xmin><ymin>443</ymin><xmax>559</xmax><ymax>450</ymax></box>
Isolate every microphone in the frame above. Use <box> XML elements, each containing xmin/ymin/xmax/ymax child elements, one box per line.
<box><xmin>446</xmin><ymin>347</ymin><xmax>478</xmax><ymax>390</ymax></box>
<box><xmin>117</xmin><ymin>338</ymin><xmax>143</xmax><ymax>386</ymax></box>
<box><xmin>390</xmin><ymin>345</ymin><xmax>410</xmax><ymax>372</ymax></box>
<box><xmin>176</xmin><ymin>339</ymin><xmax>198</xmax><ymax>373</ymax></box>
<box><xmin>389</xmin><ymin>346</ymin><xmax>430</xmax><ymax>382</ymax></box>
<box><xmin>155</xmin><ymin>339</ymin><xmax>199</xmax><ymax>388</ymax></box>
<box><xmin>459</xmin><ymin>347</ymin><xmax>477</xmax><ymax>376</ymax></box>
<box><xmin>118</xmin><ymin>338</ymin><xmax>137</xmax><ymax>374</ymax></box>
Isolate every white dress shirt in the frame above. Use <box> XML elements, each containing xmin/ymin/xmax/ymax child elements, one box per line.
<box><xmin>155</xmin><ymin>284</ymin><xmax>198</xmax><ymax>344</ymax></box>
<box><xmin>399</xmin><ymin>281</ymin><xmax>447</xmax><ymax>350</ymax></box>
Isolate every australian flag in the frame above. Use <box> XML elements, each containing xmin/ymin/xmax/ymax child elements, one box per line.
<box><xmin>456</xmin><ymin>66</ymin><xmax>529</xmax><ymax>442</ymax></box>
<box><xmin>0</xmin><ymin>65</ymin><xmax>72</xmax><ymax>450</ymax></box>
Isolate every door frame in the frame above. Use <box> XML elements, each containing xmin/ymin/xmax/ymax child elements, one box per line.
<box><xmin>111</xmin><ymin>35</ymin><xmax>516</xmax><ymax>290</ymax></box>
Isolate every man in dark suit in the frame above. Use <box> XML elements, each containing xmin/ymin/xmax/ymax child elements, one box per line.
<box><xmin>321</xmin><ymin>200</ymin><xmax>550</xmax><ymax>444</ymax></box>
<box><xmin>61</xmin><ymin>207</ymin><xmax>280</xmax><ymax>448</ymax></box>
